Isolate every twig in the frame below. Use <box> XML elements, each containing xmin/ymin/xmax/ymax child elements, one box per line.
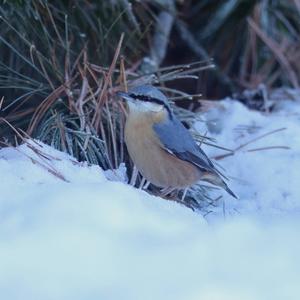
<box><xmin>130</xmin><ymin>165</ymin><xmax>139</xmax><ymax>186</ymax></box>
<box><xmin>0</xmin><ymin>96</ymin><xmax>4</xmax><ymax>110</ymax></box>
<box><xmin>119</xmin><ymin>0</ymin><xmax>141</xmax><ymax>33</ymax></box>
<box><xmin>247</xmin><ymin>146</ymin><xmax>290</xmax><ymax>152</ymax></box>
<box><xmin>141</xmin><ymin>0</ymin><xmax>175</xmax><ymax>71</ymax></box>
<box><xmin>150</xmin><ymin>1</ymin><xmax>175</xmax><ymax>67</ymax></box>
<box><xmin>248</xmin><ymin>17</ymin><xmax>299</xmax><ymax>88</ymax></box>
<box><xmin>213</xmin><ymin>127</ymin><xmax>287</xmax><ymax>160</ymax></box>
<box><xmin>175</xmin><ymin>20</ymin><xmax>234</xmax><ymax>91</ymax></box>
<box><xmin>92</xmin><ymin>33</ymin><xmax>124</xmax><ymax>127</ymax></box>
<box><xmin>1</xmin><ymin>119</ymin><xmax>68</xmax><ymax>181</ymax></box>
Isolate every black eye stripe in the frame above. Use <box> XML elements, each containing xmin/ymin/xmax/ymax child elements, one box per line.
<box><xmin>129</xmin><ymin>93</ymin><xmax>173</xmax><ymax>119</ymax></box>
<box><xmin>129</xmin><ymin>94</ymin><xmax>165</xmax><ymax>106</ymax></box>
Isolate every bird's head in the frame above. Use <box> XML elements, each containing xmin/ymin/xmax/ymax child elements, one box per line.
<box><xmin>117</xmin><ymin>85</ymin><xmax>172</xmax><ymax>117</ymax></box>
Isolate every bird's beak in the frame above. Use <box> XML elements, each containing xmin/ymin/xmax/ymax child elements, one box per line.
<box><xmin>116</xmin><ymin>91</ymin><xmax>134</xmax><ymax>103</ymax></box>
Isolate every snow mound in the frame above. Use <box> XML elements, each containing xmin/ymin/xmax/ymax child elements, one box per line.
<box><xmin>196</xmin><ymin>98</ymin><xmax>300</xmax><ymax>219</ymax></box>
<box><xmin>1</xmin><ymin>97</ymin><xmax>300</xmax><ymax>300</ymax></box>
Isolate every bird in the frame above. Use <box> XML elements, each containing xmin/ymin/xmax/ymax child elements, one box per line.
<box><xmin>117</xmin><ymin>85</ymin><xmax>237</xmax><ymax>199</ymax></box>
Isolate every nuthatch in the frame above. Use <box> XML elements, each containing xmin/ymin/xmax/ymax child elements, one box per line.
<box><xmin>117</xmin><ymin>85</ymin><xmax>237</xmax><ymax>199</ymax></box>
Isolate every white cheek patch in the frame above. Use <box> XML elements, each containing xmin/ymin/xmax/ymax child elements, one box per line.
<box><xmin>128</xmin><ymin>100</ymin><xmax>163</xmax><ymax>113</ymax></box>
<box><xmin>142</xmin><ymin>101</ymin><xmax>163</xmax><ymax>112</ymax></box>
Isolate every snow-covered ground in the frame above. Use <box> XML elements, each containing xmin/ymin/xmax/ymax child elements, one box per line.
<box><xmin>198</xmin><ymin>96</ymin><xmax>300</xmax><ymax>220</ymax></box>
<box><xmin>1</xmin><ymin>94</ymin><xmax>300</xmax><ymax>300</ymax></box>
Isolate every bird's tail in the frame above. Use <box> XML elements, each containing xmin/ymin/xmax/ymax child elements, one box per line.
<box><xmin>222</xmin><ymin>180</ymin><xmax>238</xmax><ymax>199</ymax></box>
<box><xmin>201</xmin><ymin>172</ymin><xmax>238</xmax><ymax>199</ymax></box>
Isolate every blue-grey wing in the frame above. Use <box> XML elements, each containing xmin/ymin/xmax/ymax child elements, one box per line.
<box><xmin>153</xmin><ymin>117</ymin><xmax>217</xmax><ymax>174</ymax></box>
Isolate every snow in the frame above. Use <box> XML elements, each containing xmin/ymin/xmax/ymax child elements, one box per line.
<box><xmin>1</xmin><ymin>95</ymin><xmax>300</xmax><ymax>299</ymax></box>
<box><xmin>196</xmin><ymin>97</ymin><xmax>300</xmax><ymax>219</ymax></box>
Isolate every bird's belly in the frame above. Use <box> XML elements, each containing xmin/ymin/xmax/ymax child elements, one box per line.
<box><xmin>125</xmin><ymin>123</ymin><xmax>200</xmax><ymax>188</ymax></box>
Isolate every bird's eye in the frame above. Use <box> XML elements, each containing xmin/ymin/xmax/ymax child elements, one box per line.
<box><xmin>130</xmin><ymin>94</ymin><xmax>165</xmax><ymax>105</ymax></box>
<box><xmin>129</xmin><ymin>94</ymin><xmax>152</xmax><ymax>102</ymax></box>
<box><xmin>128</xmin><ymin>93</ymin><xmax>172</xmax><ymax>118</ymax></box>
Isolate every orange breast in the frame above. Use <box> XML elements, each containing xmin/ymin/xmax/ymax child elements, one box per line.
<box><xmin>125</xmin><ymin>112</ymin><xmax>201</xmax><ymax>188</ymax></box>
